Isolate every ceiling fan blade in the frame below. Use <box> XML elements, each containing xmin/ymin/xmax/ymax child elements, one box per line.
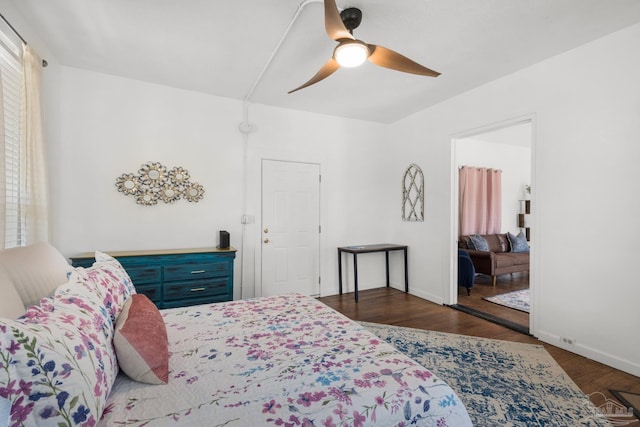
<box><xmin>367</xmin><ymin>44</ymin><xmax>440</xmax><ymax>77</ymax></box>
<box><xmin>288</xmin><ymin>58</ymin><xmax>340</xmax><ymax>94</ymax></box>
<box><xmin>325</xmin><ymin>0</ymin><xmax>354</xmax><ymax>41</ymax></box>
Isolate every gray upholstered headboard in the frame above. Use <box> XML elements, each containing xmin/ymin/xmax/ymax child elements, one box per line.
<box><xmin>0</xmin><ymin>242</ymin><xmax>72</xmax><ymax>318</ymax></box>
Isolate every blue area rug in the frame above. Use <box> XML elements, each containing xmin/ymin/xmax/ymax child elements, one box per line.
<box><xmin>484</xmin><ymin>289</ymin><xmax>530</xmax><ymax>313</ymax></box>
<box><xmin>361</xmin><ymin>322</ymin><xmax>609</xmax><ymax>426</ymax></box>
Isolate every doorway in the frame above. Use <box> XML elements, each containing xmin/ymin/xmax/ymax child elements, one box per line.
<box><xmin>260</xmin><ymin>159</ymin><xmax>321</xmax><ymax>297</ymax></box>
<box><xmin>451</xmin><ymin>118</ymin><xmax>533</xmax><ymax>333</ymax></box>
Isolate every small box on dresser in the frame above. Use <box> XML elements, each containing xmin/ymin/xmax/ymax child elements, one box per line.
<box><xmin>70</xmin><ymin>247</ymin><xmax>236</xmax><ymax>309</ymax></box>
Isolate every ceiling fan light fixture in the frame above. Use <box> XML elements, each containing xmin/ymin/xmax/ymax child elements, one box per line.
<box><xmin>334</xmin><ymin>40</ymin><xmax>369</xmax><ymax>67</ymax></box>
<box><xmin>288</xmin><ymin>2</ymin><xmax>440</xmax><ymax>94</ymax></box>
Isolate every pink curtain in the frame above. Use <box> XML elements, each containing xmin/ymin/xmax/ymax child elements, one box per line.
<box><xmin>459</xmin><ymin>166</ymin><xmax>502</xmax><ymax>235</ymax></box>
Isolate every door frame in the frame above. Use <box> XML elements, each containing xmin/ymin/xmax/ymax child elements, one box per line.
<box><xmin>243</xmin><ymin>147</ymin><xmax>325</xmax><ymax>300</ymax></box>
<box><xmin>449</xmin><ymin>114</ymin><xmax>538</xmax><ymax>335</ymax></box>
<box><xmin>260</xmin><ymin>159</ymin><xmax>321</xmax><ymax>297</ymax></box>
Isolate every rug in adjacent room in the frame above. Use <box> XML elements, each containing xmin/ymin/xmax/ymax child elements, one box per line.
<box><xmin>361</xmin><ymin>322</ymin><xmax>609</xmax><ymax>427</ymax></box>
<box><xmin>483</xmin><ymin>288</ymin><xmax>530</xmax><ymax>312</ymax></box>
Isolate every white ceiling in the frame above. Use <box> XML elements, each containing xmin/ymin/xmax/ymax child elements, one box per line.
<box><xmin>9</xmin><ymin>0</ymin><xmax>640</xmax><ymax>123</ymax></box>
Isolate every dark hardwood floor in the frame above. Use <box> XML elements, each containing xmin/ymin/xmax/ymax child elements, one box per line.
<box><xmin>318</xmin><ymin>287</ymin><xmax>640</xmax><ymax>411</ymax></box>
<box><xmin>457</xmin><ymin>272</ymin><xmax>529</xmax><ymax>329</ymax></box>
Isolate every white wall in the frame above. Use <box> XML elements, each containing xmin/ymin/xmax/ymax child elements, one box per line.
<box><xmin>49</xmin><ymin>67</ymin><xmax>247</xmax><ymax>299</ymax></box>
<box><xmin>387</xmin><ymin>23</ymin><xmax>640</xmax><ymax>376</ymax></box>
<box><xmin>241</xmin><ymin>102</ymin><xmax>396</xmax><ymax>298</ymax></box>
<box><xmin>456</xmin><ymin>136</ymin><xmax>532</xmax><ymax>234</ymax></box>
<box><xmin>51</xmin><ymin>67</ymin><xmax>245</xmax><ymax>254</ymax></box>
<box><xmin>49</xmin><ymin>65</ymin><xmax>397</xmax><ymax>300</ymax></box>
<box><xmin>10</xmin><ymin>0</ymin><xmax>639</xmax><ymax>376</ymax></box>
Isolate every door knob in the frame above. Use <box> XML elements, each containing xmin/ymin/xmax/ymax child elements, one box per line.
<box><xmin>264</xmin><ymin>228</ymin><xmax>269</xmax><ymax>233</ymax></box>
<box><xmin>264</xmin><ymin>238</ymin><xmax>269</xmax><ymax>243</ymax></box>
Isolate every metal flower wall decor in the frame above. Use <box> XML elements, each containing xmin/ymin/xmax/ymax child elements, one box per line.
<box><xmin>115</xmin><ymin>162</ymin><xmax>205</xmax><ymax>205</ymax></box>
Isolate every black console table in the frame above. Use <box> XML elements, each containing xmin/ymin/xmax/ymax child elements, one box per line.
<box><xmin>337</xmin><ymin>244</ymin><xmax>408</xmax><ymax>302</ymax></box>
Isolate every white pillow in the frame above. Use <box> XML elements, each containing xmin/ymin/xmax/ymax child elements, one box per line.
<box><xmin>0</xmin><ymin>242</ymin><xmax>72</xmax><ymax>307</ymax></box>
<box><xmin>0</xmin><ymin>267</ymin><xmax>25</xmax><ymax>318</ymax></box>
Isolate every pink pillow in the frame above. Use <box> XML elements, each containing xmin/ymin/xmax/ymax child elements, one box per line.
<box><xmin>114</xmin><ymin>294</ymin><xmax>169</xmax><ymax>384</ymax></box>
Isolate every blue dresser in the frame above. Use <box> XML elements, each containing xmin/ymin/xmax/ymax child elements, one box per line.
<box><xmin>70</xmin><ymin>247</ymin><xmax>236</xmax><ymax>309</ymax></box>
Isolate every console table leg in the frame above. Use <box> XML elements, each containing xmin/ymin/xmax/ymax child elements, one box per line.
<box><xmin>338</xmin><ymin>249</ymin><xmax>343</xmax><ymax>295</ymax></box>
<box><xmin>353</xmin><ymin>253</ymin><xmax>359</xmax><ymax>302</ymax></box>
<box><xmin>385</xmin><ymin>251</ymin><xmax>390</xmax><ymax>287</ymax></box>
<box><xmin>404</xmin><ymin>248</ymin><xmax>409</xmax><ymax>293</ymax></box>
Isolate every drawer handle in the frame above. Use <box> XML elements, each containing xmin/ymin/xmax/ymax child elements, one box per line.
<box><xmin>190</xmin><ymin>270</ymin><xmax>206</xmax><ymax>274</ymax></box>
<box><xmin>190</xmin><ymin>287</ymin><xmax>206</xmax><ymax>292</ymax></box>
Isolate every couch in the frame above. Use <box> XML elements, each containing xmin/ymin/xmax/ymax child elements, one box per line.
<box><xmin>458</xmin><ymin>233</ymin><xmax>529</xmax><ymax>286</ymax></box>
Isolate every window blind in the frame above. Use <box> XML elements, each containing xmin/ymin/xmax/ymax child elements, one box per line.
<box><xmin>0</xmin><ymin>26</ymin><xmax>24</xmax><ymax>247</ymax></box>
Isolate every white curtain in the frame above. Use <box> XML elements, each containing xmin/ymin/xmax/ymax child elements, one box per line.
<box><xmin>459</xmin><ymin>166</ymin><xmax>502</xmax><ymax>235</ymax></box>
<box><xmin>0</xmin><ymin>66</ymin><xmax>5</xmax><ymax>245</ymax></box>
<box><xmin>20</xmin><ymin>45</ymin><xmax>49</xmax><ymax>244</ymax></box>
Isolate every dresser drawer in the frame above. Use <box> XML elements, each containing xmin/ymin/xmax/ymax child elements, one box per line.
<box><xmin>164</xmin><ymin>262</ymin><xmax>229</xmax><ymax>281</ymax></box>
<box><xmin>163</xmin><ymin>278</ymin><xmax>230</xmax><ymax>301</ymax></box>
<box><xmin>70</xmin><ymin>247</ymin><xmax>236</xmax><ymax>308</ymax></box>
<box><xmin>134</xmin><ymin>283</ymin><xmax>162</xmax><ymax>305</ymax></box>
<box><xmin>125</xmin><ymin>265</ymin><xmax>162</xmax><ymax>285</ymax></box>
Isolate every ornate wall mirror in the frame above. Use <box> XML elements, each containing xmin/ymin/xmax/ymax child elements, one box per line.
<box><xmin>402</xmin><ymin>163</ymin><xmax>424</xmax><ymax>221</ymax></box>
<box><xmin>116</xmin><ymin>173</ymin><xmax>140</xmax><ymax>195</ymax></box>
<box><xmin>184</xmin><ymin>183</ymin><xmax>205</xmax><ymax>202</ymax></box>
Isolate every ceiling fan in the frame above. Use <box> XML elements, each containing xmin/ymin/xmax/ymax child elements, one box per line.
<box><xmin>288</xmin><ymin>0</ymin><xmax>440</xmax><ymax>94</ymax></box>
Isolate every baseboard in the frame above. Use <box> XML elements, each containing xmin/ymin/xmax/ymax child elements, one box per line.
<box><xmin>409</xmin><ymin>288</ymin><xmax>444</xmax><ymax>306</ymax></box>
<box><xmin>450</xmin><ymin>304</ymin><xmax>531</xmax><ymax>336</ymax></box>
<box><xmin>536</xmin><ymin>330</ymin><xmax>640</xmax><ymax>377</ymax></box>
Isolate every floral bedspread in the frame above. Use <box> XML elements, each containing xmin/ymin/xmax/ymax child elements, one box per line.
<box><xmin>100</xmin><ymin>294</ymin><xmax>471</xmax><ymax>426</ymax></box>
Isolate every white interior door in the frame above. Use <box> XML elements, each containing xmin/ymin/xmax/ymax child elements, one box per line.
<box><xmin>261</xmin><ymin>160</ymin><xmax>320</xmax><ymax>297</ymax></box>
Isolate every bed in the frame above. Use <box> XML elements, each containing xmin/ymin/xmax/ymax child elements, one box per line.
<box><xmin>0</xmin><ymin>244</ymin><xmax>472</xmax><ymax>426</ymax></box>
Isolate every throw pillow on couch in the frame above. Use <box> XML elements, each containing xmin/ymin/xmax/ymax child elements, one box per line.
<box><xmin>468</xmin><ymin>234</ymin><xmax>489</xmax><ymax>251</ymax></box>
<box><xmin>507</xmin><ymin>232</ymin><xmax>530</xmax><ymax>253</ymax></box>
